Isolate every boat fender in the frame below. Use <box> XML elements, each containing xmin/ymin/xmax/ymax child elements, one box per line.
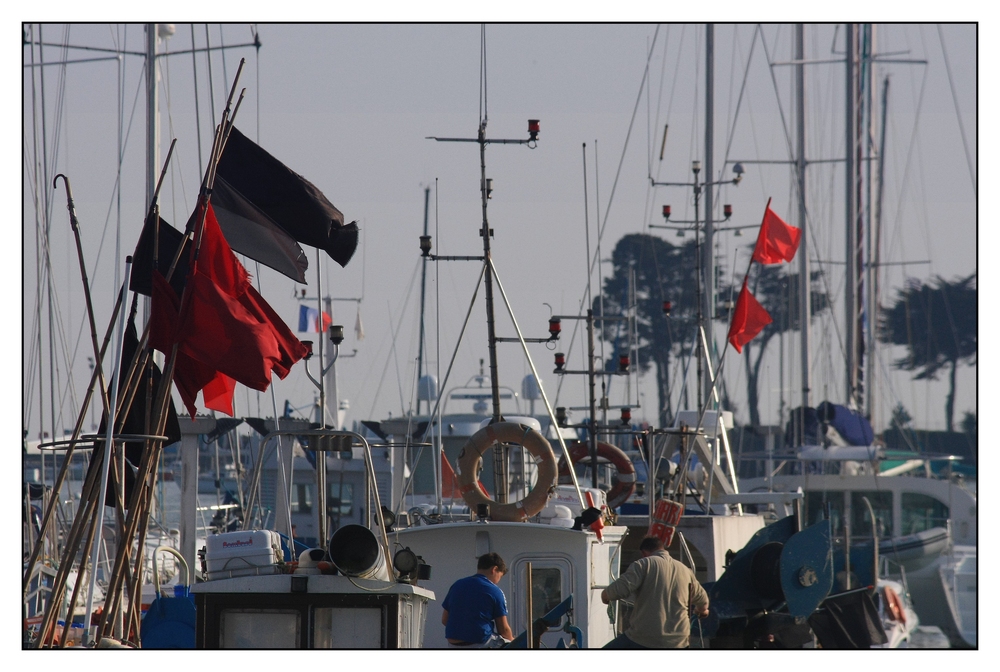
<box><xmin>456</xmin><ymin>422</ymin><xmax>558</xmax><ymax>522</ymax></box>
<box><xmin>557</xmin><ymin>440</ymin><xmax>636</xmax><ymax>509</ymax></box>
<box><xmin>884</xmin><ymin>585</ymin><xmax>906</xmax><ymax>625</ymax></box>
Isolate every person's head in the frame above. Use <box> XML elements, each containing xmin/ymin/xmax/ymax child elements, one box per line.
<box><xmin>477</xmin><ymin>552</ymin><xmax>507</xmax><ymax>584</ymax></box>
<box><xmin>639</xmin><ymin>535</ymin><xmax>665</xmax><ymax>557</ymax></box>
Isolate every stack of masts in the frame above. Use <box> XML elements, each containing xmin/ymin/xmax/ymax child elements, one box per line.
<box><xmin>24</xmin><ymin>61</ymin><xmax>249</xmax><ymax>649</ymax></box>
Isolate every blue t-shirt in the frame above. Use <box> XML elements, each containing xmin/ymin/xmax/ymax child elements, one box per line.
<box><xmin>441</xmin><ymin>573</ymin><xmax>508</xmax><ymax>644</ymax></box>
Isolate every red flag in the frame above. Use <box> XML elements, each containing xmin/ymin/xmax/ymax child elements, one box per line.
<box><xmin>149</xmin><ymin>200</ymin><xmax>308</xmax><ymax>416</ymax></box>
<box><xmin>441</xmin><ymin>453</ymin><xmax>489</xmax><ymax>500</ymax></box>
<box><xmin>727</xmin><ymin>279</ymin><xmax>773</xmax><ymax>353</ymax></box>
<box><xmin>151</xmin><ymin>269</ymin><xmax>238</xmax><ymax>417</ymax></box>
<box><xmin>752</xmin><ymin>204</ymin><xmax>801</xmax><ymax>264</ymax></box>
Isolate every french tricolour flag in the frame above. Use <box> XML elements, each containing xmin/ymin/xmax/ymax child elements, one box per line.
<box><xmin>298</xmin><ymin>305</ymin><xmax>332</xmax><ymax>333</ymax></box>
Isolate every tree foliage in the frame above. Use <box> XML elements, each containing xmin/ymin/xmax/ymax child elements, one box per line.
<box><xmin>596</xmin><ymin>233</ymin><xmax>701</xmax><ymax>427</ymax></box>
<box><xmin>879</xmin><ymin>274</ymin><xmax>977</xmax><ymax>431</ymax></box>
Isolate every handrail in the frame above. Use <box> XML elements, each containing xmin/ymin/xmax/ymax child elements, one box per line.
<box><xmin>151</xmin><ymin>546</ymin><xmax>189</xmax><ymax>599</ymax></box>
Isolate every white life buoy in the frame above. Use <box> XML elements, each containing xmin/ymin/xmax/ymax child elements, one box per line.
<box><xmin>456</xmin><ymin>422</ymin><xmax>557</xmax><ymax>521</ymax></box>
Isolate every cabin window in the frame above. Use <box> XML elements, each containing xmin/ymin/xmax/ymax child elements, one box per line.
<box><xmin>219</xmin><ymin>609</ymin><xmax>300</xmax><ymax>648</ymax></box>
<box><xmin>328</xmin><ymin>483</ymin><xmax>354</xmax><ymax>517</ymax></box>
<box><xmin>314</xmin><ymin>607</ymin><xmax>383</xmax><ymax>648</ymax></box>
<box><xmin>291</xmin><ymin>483</ymin><xmax>313</xmax><ymax>514</ymax></box>
<box><xmin>529</xmin><ymin>567</ymin><xmax>563</xmax><ymax>621</ymax></box>
<box><xmin>901</xmin><ymin>493</ymin><xmax>949</xmax><ymax>535</ymax></box>
<box><xmin>851</xmin><ymin>491</ymin><xmax>893</xmax><ymax>539</ymax></box>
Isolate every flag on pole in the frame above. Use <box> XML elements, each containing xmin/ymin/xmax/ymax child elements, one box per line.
<box><xmin>727</xmin><ymin>279</ymin><xmax>773</xmax><ymax>354</ymax></box>
<box><xmin>298</xmin><ymin>305</ymin><xmax>332</xmax><ymax>333</ymax></box>
<box><xmin>752</xmin><ymin>203</ymin><xmax>801</xmax><ymax>264</ymax></box>
<box><xmin>441</xmin><ymin>452</ymin><xmax>489</xmax><ymax>500</ymax></box>
<box><xmin>354</xmin><ymin>304</ymin><xmax>365</xmax><ymax>341</ymax></box>
<box><xmin>215</xmin><ymin>126</ymin><xmax>359</xmax><ymax>269</ymax></box>
<box><xmin>148</xmin><ymin>200</ymin><xmax>309</xmax><ymax>416</ymax></box>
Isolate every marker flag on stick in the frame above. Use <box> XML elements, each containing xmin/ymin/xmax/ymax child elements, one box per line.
<box><xmin>752</xmin><ymin>203</ymin><xmax>801</xmax><ymax>264</ymax></box>
<box><xmin>727</xmin><ymin>279</ymin><xmax>773</xmax><ymax>354</ymax></box>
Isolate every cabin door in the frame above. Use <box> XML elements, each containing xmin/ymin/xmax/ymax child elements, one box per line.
<box><xmin>509</xmin><ymin>555</ymin><xmax>574</xmax><ymax>647</ymax></box>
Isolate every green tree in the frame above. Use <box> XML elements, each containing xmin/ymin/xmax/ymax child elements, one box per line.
<box><xmin>891</xmin><ymin>403</ymin><xmax>913</xmax><ymax>430</ymax></box>
<box><xmin>597</xmin><ymin>233</ymin><xmax>700</xmax><ymax>427</ymax></box>
<box><xmin>960</xmin><ymin>411</ymin><xmax>977</xmax><ymax>441</ymax></box>
<box><xmin>722</xmin><ymin>264</ymin><xmax>830</xmax><ymax>427</ymax></box>
<box><xmin>879</xmin><ymin>274</ymin><xmax>977</xmax><ymax>432</ymax></box>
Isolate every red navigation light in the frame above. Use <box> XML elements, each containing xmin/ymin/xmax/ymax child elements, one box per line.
<box><xmin>621</xmin><ymin>407</ymin><xmax>632</xmax><ymax>425</ymax></box>
<box><xmin>554</xmin><ymin>352</ymin><xmax>566</xmax><ymax>371</ymax></box>
<box><xmin>618</xmin><ymin>354</ymin><xmax>630</xmax><ymax>373</ymax></box>
<box><xmin>662</xmin><ymin>300</ymin><xmax>672</xmax><ymax>316</ymax></box>
<box><xmin>662</xmin><ymin>205</ymin><xmax>671</xmax><ymax>220</ymax></box>
<box><xmin>528</xmin><ymin>119</ymin><xmax>540</xmax><ymax>141</ymax></box>
<box><xmin>548</xmin><ymin>317</ymin><xmax>561</xmax><ymax>340</ymax></box>
<box><xmin>724</xmin><ymin>203</ymin><xmax>732</xmax><ymax>219</ymax></box>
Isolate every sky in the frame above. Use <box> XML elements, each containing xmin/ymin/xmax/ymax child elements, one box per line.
<box><xmin>19</xmin><ymin>21</ymin><xmax>979</xmax><ymax>447</ymax></box>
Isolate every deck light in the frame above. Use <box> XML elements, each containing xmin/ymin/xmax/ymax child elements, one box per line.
<box><xmin>419</xmin><ymin>235</ymin><xmax>432</xmax><ymax>257</ymax></box>
<box><xmin>548</xmin><ymin>317</ymin><xmax>561</xmax><ymax>340</ymax></box>
<box><xmin>676</xmin><ymin>229</ymin><xmax>685</xmax><ymax>238</ymax></box>
<box><xmin>733</xmin><ymin>162</ymin><xmax>745</xmax><ymax>184</ymax></box>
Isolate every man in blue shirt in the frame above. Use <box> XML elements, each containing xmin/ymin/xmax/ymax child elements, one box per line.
<box><xmin>441</xmin><ymin>552</ymin><xmax>514</xmax><ymax>648</ymax></box>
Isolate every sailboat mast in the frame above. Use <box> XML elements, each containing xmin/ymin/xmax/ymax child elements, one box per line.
<box><xmin>796</xmin><ymin>24</ymin><xmax>811</xmax><ymax>445</ymax></box>
<box><xmin>477</xmin><ymin>121</ymin><xmax>509</xmax><ymax>503</ymax></box>
<box><xmin>844</xmin><ymin>23</ymin><xmax>861</xmax><ymax>408</ymax></box>
<box><xmin>478</xmin><ymin>123</ymin><xmax>502</xmax><ymax>424</ymax></box>
<box><xmin>146</xmin><ymin>25</ymin><xmax>160</xmax><ymax>216</ymax></box>
<box><xmin>863</xmin><ymin>24</ymin><xmax>878</xmax><ymax>421</ymax></box>
<box><xmin>702</xmin><ymin>23</ymin><xmax>716</xmax><ymax>410</ymax></box>
<box><xmin>417</xmin><ymin>186</ymin><xmax>431</xmax><ymax>415</ymax></box>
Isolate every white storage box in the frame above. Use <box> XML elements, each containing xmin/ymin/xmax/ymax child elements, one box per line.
<box><xmin>205</xmin><ymin>530</ymin><xmax>283</xmax><ymax>580</ymax></box>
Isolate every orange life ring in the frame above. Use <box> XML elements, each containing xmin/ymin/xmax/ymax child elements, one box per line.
<box><xmin>884</xmin><ymin>585</ymin><xmax>906</xmax><ymax>625</ymax></box>
<box><xmin>456</xmin><ymin>422</ymin><xmax>557</xmax><ymax>522</ymax></box>
<box><xmin>557</xmin><ymin>440</ymin><xmax>636</xmax><ymax>509</ymax></box>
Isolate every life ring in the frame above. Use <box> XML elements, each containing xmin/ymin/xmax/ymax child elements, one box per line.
<box><xmin>884</xmin><ymin>585</ymin><xmax>907</xmax><ymax>625</ymax></box>
<box><xmin>456</xmin><ymin>422</ymin><xmax>557</xmax><ymax>522</ymax></box>
<box><xmin>557</xmin><ymin>440</ymin><xmax>636</xmax><ymax>509</ymax></box>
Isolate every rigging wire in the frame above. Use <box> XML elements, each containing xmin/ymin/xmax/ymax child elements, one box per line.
<box><xmin>936</xmin><ymin>25</ymin><xmax>976</xmax><ymax>199</ymax></box>
<box><xmin>558</xmin><ymin>26</ymin><xmax>661</xmax><ymax>410</ymax></box>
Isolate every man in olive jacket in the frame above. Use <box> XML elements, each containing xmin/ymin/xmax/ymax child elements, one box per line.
<box><xmin>601</xmin><ymin>535</ymin><xmax>709</xmax><ymax>648</ymax></box>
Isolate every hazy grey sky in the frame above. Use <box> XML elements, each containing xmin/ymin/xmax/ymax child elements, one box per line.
<box><xmin>21</xmin><ymin>22</ymin><xmax>977</xmax><ymax>442</ymax></box>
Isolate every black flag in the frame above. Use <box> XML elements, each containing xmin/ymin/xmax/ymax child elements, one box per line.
<box><xmin>215</xmin><ymin>126</ymin><xmax>359</xmax><ymax>270</ymax></box>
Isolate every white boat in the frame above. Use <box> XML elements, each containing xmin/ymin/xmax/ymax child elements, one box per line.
<box><xmin>939</xmin><ymin>544</ymin><xmax>976</xmax><ymax>648</ymax></box>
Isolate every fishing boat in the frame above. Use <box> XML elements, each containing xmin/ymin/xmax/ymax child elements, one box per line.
<box><xmin>189</xmin><ymin>428</ymin><xmax>434</xmax><ymax>649</ymax></box>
